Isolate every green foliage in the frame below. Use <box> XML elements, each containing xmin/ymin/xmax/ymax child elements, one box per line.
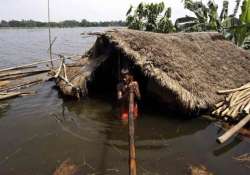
<box><xmin>126</xmin><ymin>0</ymin><xmax>249</xmax><ymax>50</ymax></box>
<box><xmin>207</xmin><ymin>1</ymin><xmax>219</xmax><ymax>30</ymax></box>
<box><xmin>183</xmin><ymin>0</ymin><xmax>208</xmax><ymax>24</ymax></box>
<box><xmin>176</xmin><ymin>0</ymin><xmax>220</xmax><ymax>32</ymax></box>
<box><xmin>240</xmin><ymin>0</ymin><xmax>250</xmax><ymax>23</ymax></box>
<box><xmin>220</xmin><ymin>0</ymin><xmax>250</xmax><ymax>49</ymax></box>
<box><xmin>157</xmin><ymin>8</ymin><xmax>174</xmax><ymax>33</ymax></box>
<box><xmin>126</xmin><ymin>2</ymin><xmax>174</xmax><ymax>33</ymax></box>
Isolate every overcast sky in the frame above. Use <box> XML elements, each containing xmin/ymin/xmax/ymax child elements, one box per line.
<box><xmin>0</xmin><ymin>0</ymin><xmax>241</xmax><ymax>22</ymax></box>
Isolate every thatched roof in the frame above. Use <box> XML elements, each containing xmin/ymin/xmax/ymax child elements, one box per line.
<box><xmin>56</xmin><ymin>29</ymin><xmax>250</xmax><ymax>113</ymax></box>
<box><xmin>99</xmin><ymin>29</ymin><xmax>250</xmax><ymax>111</ymax></box>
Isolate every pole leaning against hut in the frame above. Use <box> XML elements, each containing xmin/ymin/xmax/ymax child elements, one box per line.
<box><xmin>128</xmin><ymin>89</ymin><xmax>137</xmax><ymax>175</ymax></box>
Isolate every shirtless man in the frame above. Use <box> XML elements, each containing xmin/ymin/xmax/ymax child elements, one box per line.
<box><xmin>117</xmin><ymin>69</ymin><xmax>141</xmax><ymax>120</ymax></box>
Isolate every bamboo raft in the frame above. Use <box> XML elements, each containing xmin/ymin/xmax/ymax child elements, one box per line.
<box><xmin>212</xmin><ymin>83</ymin><xmax>250</xmax><ymax>143</ymax></box>
<box><xmin>0</xmin><ymin>59</ymin><xmax>58</xmax><ymax>101</ymax></box>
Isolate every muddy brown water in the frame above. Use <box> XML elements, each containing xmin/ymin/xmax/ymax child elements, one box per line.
<box><xmin>0</xmin><ymin>28</ymin><xmax>249</xmax><ymax>175</ymax></box>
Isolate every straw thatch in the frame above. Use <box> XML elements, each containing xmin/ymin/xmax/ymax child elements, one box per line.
<box><xmin>56</xmin><ymin>29</ymin><xmax>250</xmax><ymax>113</ymax></box>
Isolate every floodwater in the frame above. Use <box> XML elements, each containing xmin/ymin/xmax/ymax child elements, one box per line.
<box><xmin>0</xmin><ymin>27</ymin><xmax>249</xmax><ymax>175</ymax></box>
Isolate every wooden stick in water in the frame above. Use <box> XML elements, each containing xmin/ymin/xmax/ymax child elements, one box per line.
<box><xmin>217</xmin><ymin>114</ymin><xmax>250</xmax><ymax>144</ymax></box>
<box><xmin>128</xmin><ymin>90</ymin><xmax>137</xmax><ymax>175</ymax></box>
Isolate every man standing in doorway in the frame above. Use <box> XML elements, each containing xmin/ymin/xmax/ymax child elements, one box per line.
<box><xmin>117</xmin><ymin>69</ymin><xmax>141</xmax><ymax>120</ymax></box>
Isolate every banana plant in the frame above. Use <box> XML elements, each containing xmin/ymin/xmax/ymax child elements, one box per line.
<box><xmin>221</xmin><ymin>0</ymin><xmax>250</xmax><ymax>49</ymax></box>
<box><xmin>238</xmin><ymin>0</ymin><xmax>250</xmax><ymax>48</ymax></box>
<box><xmin>126</xmin><ymin>2</ymin><xmax>174</xmax><ymax>33</ymax></box>
<box><xmin>157</xmin><ymin>7</ymin><xmax>175</xmax><ymax>33</ymax></box>
<box><xmin>176</xmin><ymin>0</ymin><xmax>219</xmax><ymax>32</ymax></box>
<box><xmin>126</xmin><ymin>3</ymin><xmax>144</xmax><ymax>30</ymax></box>
<box><xmin>144</xmin><ymin>2</ymin><xmax>165</xmax><ymax>31</ymax></box>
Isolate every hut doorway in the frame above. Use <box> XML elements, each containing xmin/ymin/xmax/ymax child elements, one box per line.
<box><xmin>87</xmin><ymin>50</ymin><xmax>170</xmax><ymax>114</ymax></box>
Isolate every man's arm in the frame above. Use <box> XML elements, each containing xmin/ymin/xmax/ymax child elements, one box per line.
<box><xmin>133</xmin><ymin>81</ymin><xmax>141</xmax><ymax>100</ymax></box>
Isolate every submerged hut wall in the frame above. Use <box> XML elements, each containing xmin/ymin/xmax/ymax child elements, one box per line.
<box><xmin>56</xmin><ymin>29</ymin><xmax>250</xmax><ymax>113</ymax></box>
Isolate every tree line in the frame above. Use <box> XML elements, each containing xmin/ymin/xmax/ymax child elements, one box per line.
<box><xmin>0</xmin><ymin>19</ymin><xmax>126</xmax><ymax>28</ymax></box>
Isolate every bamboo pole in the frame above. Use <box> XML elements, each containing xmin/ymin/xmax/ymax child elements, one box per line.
<box><xmin>217</xmin><ymin>83</ymin><xmax>250</xmax><ymax>94</ymax></box>
<box><xmin>48</xmin><ymin>0</ymin><xmax>53</xmax><ymax>68</ymax></box>
<box><xmin>243</xmin><ymin>101</ymin><xmax>250</xmax><ymax>114</ymax></box>
<box><xmin>57</xmin><ymin>75</ymin><xmax>74</xmax><ymax>87</ymax></box>
<box><xmin>0</xmin><ymin>58</ymin><xmax>62</xmax><ymax>73</ymax></box>
<box><xmin>55</xmin><ymin>59</ymin><xmax>64</xmax><ymax>78</ymax></box>
<box><xmin>0</xmin><ymin>69</ymin><xmax>49</xmax><ymax>79</ymax></box>
<box><xmin>0</xmin><ymin>69</ymin><xmax>49</xmax><ymax>81</ymax></box>
<box><xmin>217</xmin><ymin>114</ymin><xmax>250</xmax><ymax>144</ymax></box>
<box><xmin>63</xmin><ymin>63</ymin><xmax>68</xmax><ymax>81</ymax></box>
<box><xmin>0</xmin><ymin>92</ymin><xmax>22</xmax><ymax>100</ymax></box>
<box><xmin>128</xmin><ymin>90</ymin><xmax>137</xmax><ymax>175</ymax></box>
<box><xmin>0</xmin><ymin>79</ymin><xmax>43</xmax><ymax>92</ymax></box>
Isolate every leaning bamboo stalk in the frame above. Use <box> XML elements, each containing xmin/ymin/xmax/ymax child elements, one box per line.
<box><xmin>229</xmin><ymin>91</ymin><xmax>241</xmax><ymax>106</ymax></box>
<box><xmin>215</xmin><ymin>101</ymin><xmax>224</xmax><ymax>108</ymax></box>
<box><xmin>0</xmin><ymin>58</ymin><xmax>62</xmax><ymax>73</ymax></box>
<box><xmin>243</xmin><ymin>102</ymin><xmax>250</xmax><ymax>114</ymax></box>
<box><xmin>55</xmin><ymin>59</ymin><xmax>64</xmax><ymax>78</ymax></box>
<box><xmin>0</xmin><ymin>69</ymin><xmax>49</xmax><ymax>79</ymax></box>
<box><xmin>230</xmin><ymin>103</ymin><xmax>243</xmax><ymax>118</ymax></box>
<box><xmin>217</xmin><ymin>83</ymin><xmax>250</xmax><ymax>94</ymax></box>
<box><xmin>0</xmin><ymin>65</ymin><xmax>37</xmax><ymax>73</ymax></box>
<box><xmin>128</xmin><ymin>90</ymin><xmax>137</xmax><ymax>175</ymax></box>
<box><xmin>240</xmin><ymin>98</ymin><xmax>250</xmax><ymax>112</ymax></box>
<box><xmin>230</xmin><ymin>94</ymin><xmax>250</xmax><ymax>108</ymax></box>
<box><xmin>234</xmin><ymin>88</ymin><xmax>250</xmax><ymax>99</ymax></box>
<box><xmin>225</xmin><ymin>93</ymin><xmax>233</xmax><ymax>102</ymax></box>
<box><xmin>0</xmin><ymin>69</ymin><xmax>49</xmax><ymax>81</ymax></box>
<box><xmin>217</xmin><ymin>114</ymin><xmax>250</xmax><ymax>144</ymax></box>
<box><xmin>63</xmin><ymin>63</ymin><xmax>68</xmax><ymax>81</ymax></box>
<box><xmin>0</xmin><ymin>92</ymin><xmax>23</xmax><ymax>100</ymax></box>
<box><xmin>214</xmin><ymin>105</ymin><xmax>227</xmax><ymax>116</ymax></box>
<box><xmin>58</xmin><ymin>75</ymin><xmax>74</xmax><ymax>87</ymax></box>
<box><xmin>0</xmin><ymin>79</ymin><xmax>43</xmax><ymax>92</ymax></box>
<box><xmin>221</xmin><ymin>108</ymin><xmax>230</xmax><ymax>117</ymax></box>
<box><xmin>230</xmin><ymin>90</ymin><xmax>250</xmax><ymax>106</ymax></box>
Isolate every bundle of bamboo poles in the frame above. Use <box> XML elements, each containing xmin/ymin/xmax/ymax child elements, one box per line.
<box><xmin>212</xmin><ymin>82</ymin><xmax>250</xmax><ymax>120</ymax></box>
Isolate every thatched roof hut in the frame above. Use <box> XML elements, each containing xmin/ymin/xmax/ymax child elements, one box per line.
<box><xmin>56</xmin><ymin>29</ymin><xmax>250</xmax><ymax>114</ymax></box>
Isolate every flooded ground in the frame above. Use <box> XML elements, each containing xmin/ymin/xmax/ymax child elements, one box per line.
<box><xmin>0</xmin><ymin>27</ymin><xmax>249</xmax><ymax>175</ymax></box>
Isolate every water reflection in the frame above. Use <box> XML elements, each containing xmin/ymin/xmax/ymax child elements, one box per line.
<box><xmin>213</xmin><ymin>137</ymin><xmax>242</xmax><ymax>156</ymax></box>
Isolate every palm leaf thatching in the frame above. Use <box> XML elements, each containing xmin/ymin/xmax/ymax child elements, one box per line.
<box><xmin>55</xmin><ymin>29</ymin><xmax>250</xmax><ymax>113</ymax></box>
